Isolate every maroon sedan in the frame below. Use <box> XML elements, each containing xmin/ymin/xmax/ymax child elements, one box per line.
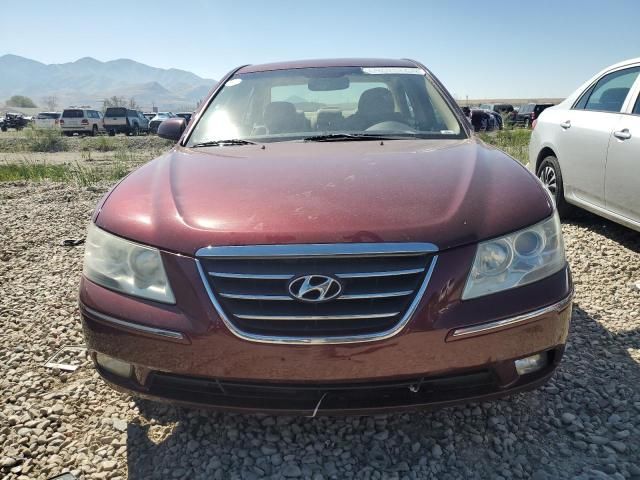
<box><xmin>79</xmin><ymin>58</ymin><xmax>572</xmax><ymax>415</ymax></box>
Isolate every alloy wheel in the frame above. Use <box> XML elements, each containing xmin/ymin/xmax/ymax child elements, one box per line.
<box><xmin>539</xmin><ymin>165</ymin><xmax>557</xmax><ymax>195</ymax></box>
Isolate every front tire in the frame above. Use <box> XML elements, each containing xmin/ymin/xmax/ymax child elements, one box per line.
<box><xmin>537</xmin><ymin>155</ymin><xmax>573</xmax><ymax>218</ymax></box>
<box><xmin>91</xmin><ymin>125</ymin><xmax>98</xmax><ymax>136</ymax></box>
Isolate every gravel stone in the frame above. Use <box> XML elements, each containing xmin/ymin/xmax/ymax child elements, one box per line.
<box><xmin>282</xmin><ymin>463</ymin><xmax>302</xmax><ymax>477</ymax></box>
<box><xmin>432</xmin><ymin>444</ymin><xmax>443</xmax><ymax>458</ymax></box>
<box><xmin>0</xmin><ymin>180</ymin><xmax>639</xmax><ymax>479</ymax></box>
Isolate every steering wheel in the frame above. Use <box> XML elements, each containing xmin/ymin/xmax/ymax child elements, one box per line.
<box><xmin>365</xmin><ymin>121</ymin><xmax>416</xmax><ymax>133</ymax></box>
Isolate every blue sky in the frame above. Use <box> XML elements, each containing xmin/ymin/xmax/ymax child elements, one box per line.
<box><xmin>1</xmin><ymin>0</ymin><xmax>638</xmax><ymax>99</ymax></box>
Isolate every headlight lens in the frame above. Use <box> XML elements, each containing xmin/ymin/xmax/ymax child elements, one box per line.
<box><xmin>83</xmin><ymin>223</ymin><xmax>175</xmax><ymax>303</ymax></box>
<box><xmin>462</xmin><ymin>213</ymin><xmax>565</xmax><ymax>299</ymax></box>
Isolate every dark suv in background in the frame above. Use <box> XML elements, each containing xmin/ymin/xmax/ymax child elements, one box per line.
<box><xmin>516</xmin><ymin>103</ymin><xmax>554</xmax><ymax>128</ymax></box>
<box><xmin>479</xmin><ymin>103</ymin><xmax>514</xmax><ymax>114</ymax></box>
<box><xmin>104</xmin><ymin>108</ymin><xmax>150</xmax><ymax>136</ymax></box>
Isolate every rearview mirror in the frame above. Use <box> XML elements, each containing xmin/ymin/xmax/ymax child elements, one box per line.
<box><xmin>308</xmin><ymin>76</ymin><xmax>349</xmax><ymax>91</ymax></box>
<box><xmin>157</xmin><ymin>118</ymin><xmax>186</xmax><ymax>141</ymax></box>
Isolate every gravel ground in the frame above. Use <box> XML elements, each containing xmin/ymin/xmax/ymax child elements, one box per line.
<box><xmin>0</xmin><ymin>181</ymin><xmax>639</xmax><ymax>480</ymax></box>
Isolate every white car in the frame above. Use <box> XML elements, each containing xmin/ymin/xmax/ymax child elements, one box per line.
<box><xmin>60</xmin><ymin>108</ymin><xmax>105</xmax><ymax>136</ymax></box>
<box><xmin>34</xmin><ymin>112</ymin><xmax>61</xmax><ymax>129</ymax></box>
<box><xmin>529</xmin><ymin>57</ymin><xmax>640</xmax><ymax>231</ymax></box>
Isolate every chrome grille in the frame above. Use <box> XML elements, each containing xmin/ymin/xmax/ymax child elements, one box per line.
<box><xmin>196</xmin><ymin>243</ymin><xmax>438</xmax><ymax>344</ymax></box>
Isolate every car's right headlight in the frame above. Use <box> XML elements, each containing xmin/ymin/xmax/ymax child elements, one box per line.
<box><xmin>83</xmin><ymin>223</ymin><xmax>175</xmax><ymax>304</ymax></box>
<box><xmin>462</xmin><ymin>212</ymin><xmax>566</xmax><ymax>300</ymax></box>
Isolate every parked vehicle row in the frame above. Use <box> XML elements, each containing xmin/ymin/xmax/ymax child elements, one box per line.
<box><xmin>459</xmin><ymin>102</ymin><xmax>556</xmax><ymax>130</ymax></box>
<box><xmin>1</xmin><ymin>107</ymin><xmax>193</xmax><ymax>136</ymax></box>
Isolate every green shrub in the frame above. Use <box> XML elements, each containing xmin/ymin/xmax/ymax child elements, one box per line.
<box><xmin>478</xmin><ymin>129</ymin><xmax>531</xmax><ymax>165</ymax></box>
<box><xmin>0</xmin><ymin>160</ymin><xmax>69</xmax><ymax>182</ymax></box>
<box><xmin>83</xmin><ymin>135</ymin><xmax>117</xmax><ymax>152</ymax></box>
<box><xmin>0</xmin><ymin>157</ymin><xmax>138</xmax><ymax>186</ymax></box>
<box><xmin>22</xmin><ymin>127</ymin><xmax>68</xmax><ymax>152</ymax></box>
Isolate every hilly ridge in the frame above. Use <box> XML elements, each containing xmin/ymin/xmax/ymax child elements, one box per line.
<box><xmin>0</xmin><ymin>54</ymin><xmax>216</xmax><ymax>110</ymax></box>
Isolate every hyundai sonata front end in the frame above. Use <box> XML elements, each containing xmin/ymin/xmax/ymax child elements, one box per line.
<box><xmin>79</xmin><ymin>58</ymin><xmax>572</xmax><ymax>414</ymax></box>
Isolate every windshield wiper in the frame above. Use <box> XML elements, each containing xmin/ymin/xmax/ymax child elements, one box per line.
<box><xmin>303</xmin><ymin>133</ymin><xmax>409</xmax><ymax>142</ymax></box>
<box><xmin>191</xmin><ymin>139</ymin><xmax>257</xmax><ymax>147</ymax></box>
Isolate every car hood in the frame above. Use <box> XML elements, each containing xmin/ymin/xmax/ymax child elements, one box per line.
<box><xmin>95</xmin><ymin>138</ymin><xmax>552</xmax><ymax>255</ymax></box>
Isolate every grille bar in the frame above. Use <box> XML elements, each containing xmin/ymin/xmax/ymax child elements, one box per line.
<box><xmin>196</xmin><ymin>243</ymin><xmax>439</xmax><ymax>344</ymax></box>
<box><xmin>219</xmin><ymin>293</ymin><xmax>293</xmax><ymax>301</ymax></box>
<box><xmin>336</xmin><ymin>268</ymin><xmax>425</xmax><ymax>279</ymax></box>
<box><xmin>197</xmin><ymin>242</ymin><xmax>438</xmax><ymax>258</ymax></box>
<box><xmin>210</xmin><ymin>267</ymin><xmax>426</xmax><ymax>280</ymax></box>
<box><xmin>219</xmin><ymin>290</ymin><xmax>414</xmax><ymax>301</ymax></box>
<box><xmin>209</xmin><ymin>272</ymin><xmax>292</xmax><ymax>280</ymax></box>
<box><xmin>336</xmin><ymin>290</ymin><xmax>414</xmax><ymax>300</ymax></box>
<box><xmin>235</xmin><ymin>312</ymin><xmax>400</xmax><ymax>321</ymax></box>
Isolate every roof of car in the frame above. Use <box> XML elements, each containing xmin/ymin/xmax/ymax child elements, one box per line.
<box><xmin>238</xmin><ymin>58</ymin><xmax>418</xmax><ymax>74</ymax></box>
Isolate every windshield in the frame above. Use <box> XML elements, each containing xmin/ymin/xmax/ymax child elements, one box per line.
<box><xmin>37</xmin><ymin>112</ymin><xmax>60</xmax><ymax>119</ymax></box>
<box><xmin>62</xmin><ymin>109</ymin><xmax>84</xmax><ymax>118</ymax></box>
<box><xmin>187</xmin><ymin>66</ymin><xmax>465</xmax><ymax>145</ymax></box>
<box><xmin>105</xmin><ymin>107</ymin><xmax>127</xmax><ymax>117</ymax></box>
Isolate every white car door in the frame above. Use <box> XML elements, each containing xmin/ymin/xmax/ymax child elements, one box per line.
<box><xmin>604</xmin><ymin>77</ymin><xmax>640</xmax><ymax>225</ymax></box>
<box><xmin>557</xmin><ymin>66</ymin><xmax>640</xmax><ymax>208</ymax></box>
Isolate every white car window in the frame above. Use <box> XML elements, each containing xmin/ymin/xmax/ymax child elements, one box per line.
<box><xmin>581</xmin><ymin>67</ymin><xmax>640</xmax><ymax>113</ymax></box>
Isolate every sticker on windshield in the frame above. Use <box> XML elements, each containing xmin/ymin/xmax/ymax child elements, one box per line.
<box><xmin>440</xmin><ymin>130</ymin><xmax>455</xmax><ymax>134</ymax></box>
<box><xmin>362</xmin><ymin>67</ymin><xmax>425</xmax><ymax>75</ymax></box>
<box><xmin>226</xmin><ymin>78</ymin><xmax>242</xmax><ymax>87</ymax></box>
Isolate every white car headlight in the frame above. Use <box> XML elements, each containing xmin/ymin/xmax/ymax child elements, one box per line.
<box><xmin>462</xmin><ymin>213</ymin><xmax>566</xmax><ymax>300</ymax></box>
<box><xmin>83</xmin><ymin>223</ymin><xmax>175</xmax><ymax>304</ymax></box>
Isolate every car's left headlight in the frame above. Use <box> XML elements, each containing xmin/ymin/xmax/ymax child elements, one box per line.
<box><xmin>83</xmin><ymin>223</ymin><xmax>175</xmax><ymax>304</ymax></box>
<box><xmin>462</xmin><ymin>212</ymin><xmax>566</xmax><ymax>300</ymax></box>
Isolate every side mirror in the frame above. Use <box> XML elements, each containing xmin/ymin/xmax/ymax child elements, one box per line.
<box><xmin>157</xmin><ymin>118</ymin><xmax>186</xmax><ymax>141</ymax></box>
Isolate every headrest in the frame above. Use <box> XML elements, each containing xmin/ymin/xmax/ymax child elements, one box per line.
<box><xmin>357</xmin><ymin>88</ymin><xmax>394</xmax><ymax>117</ymax></box>
<box><xmin>599</xmin><ymin>88</ymin><xmax>628</xmax><ymax>107</ymax></box>
<box><xmin>264</xmin><ymin>102</ymin><xmax>297</xmax><ymax>120</ymax></box>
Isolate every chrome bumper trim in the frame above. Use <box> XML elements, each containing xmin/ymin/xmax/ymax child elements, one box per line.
<box><xmin>449</xmin><ymin>292</ymin><xmax>573</xmax><ymax>340</ymax></box>
<box><xmin>81</xmin><ymin>305</ymin><xmax>185</xmax><ymax>340</ymax></box>
<box><xmin>235</xmin><ymin>312</ymin><xmax>400</xmax><ymax>321</ymax></box>
<box><xmin>196</xmin><ymin>242</ymin><xmax>438</xmax><ymax>258</ymax></box>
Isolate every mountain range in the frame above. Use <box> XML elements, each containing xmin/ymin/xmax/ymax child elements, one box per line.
<box><xmin>0</xmin><ymin>54</ymin><xmax>216</xmax><ymax>111</ymax></box>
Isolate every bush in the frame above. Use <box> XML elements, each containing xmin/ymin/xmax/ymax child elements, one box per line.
<box><xmin>6</xmin><ymin>95</ymin><xmax>37</xmax><ymax>108</ymax></box>
<box><xmin>478</xmin><ymin>129</ymin><xmax>531</xmax><ymax>165</ymax></box>
<box><xmin>0</xmin><ymin>158</ymin><xmax>137</xmax><ymax>186</ymax></box>
<box><xmin>23</xmin><ymin>127</ymin><xmax>67</xmax><ymax>152</ymax></box>
<box><xmin>82</xmin><ymin>136</ymin><xmax>117</xmax><ymax>152</ymax></box>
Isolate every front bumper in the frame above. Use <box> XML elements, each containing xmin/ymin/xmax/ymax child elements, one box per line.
<box><xmin>79</xmin><ymin>241</ymin><xmax>572</xmax><ymax>414</ymax></box>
